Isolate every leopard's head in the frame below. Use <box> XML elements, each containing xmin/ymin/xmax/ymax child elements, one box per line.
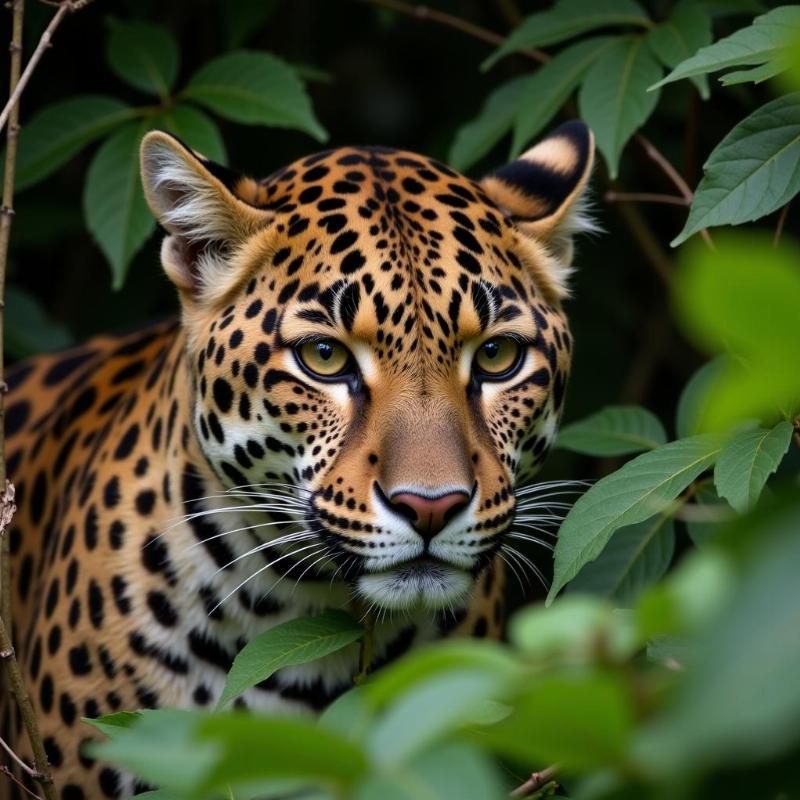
<box><xmin>140</xmin><ymin>123</ymin><xmax>593</xmax><ymax>612</ymax></box>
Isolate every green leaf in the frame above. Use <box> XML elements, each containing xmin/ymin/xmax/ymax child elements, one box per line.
<box><xmin>83</xmin><ymin>121</ymin><xmax>156</xmax><ymax>289</ymax></box>
<box><xmin>363</xmin><ymin>640</ymin><xmax>517</xmax><ymax>711</ymax></box>
<box><xmin>556</xmin><ymin>405</ymin><xmax>667</xmax><ymax>456</ymax></box>
<box><xmin>713</xmin><ymin>422</ymin><xmax>793</xmax><ymax>512</ymax></box>
<box><xmin>651</xmin><ymin>5</ymin><xmax>800</xmax><ymax>91</ymax></box>
<box><xmin>635</xmin><ymin>501</ymin><xmax>800</xmax><ymax>774</ymax></box>
<box><xmin>154</xmin><ymin>103</ymin><xmax>227</xmax><ymax>164</ymax></box>
<box><xmin>685</xmin><ymin>483</ymin><xmax>732</xmax><ymax>547</ymax></box>
<box><xmin>483</xmin><ymin>0</ymin><xmax>651</xmax><ymax>70</ymax></box>
<box><xmin>12</xmin><ymin>95</ymin><xmax>134</xmax><ymax>191</ymax></box>
<box><xmin>646</xmin><ymin>4</ymin><xmax>713</xmax><ymax>99</ymax></box>
<box><xmin>511</xmin><ymin>37</ymin><xmax>619</xmax><ymax>158</ymax></box>
<box><xmin>510</xmin><ymin>595</ymin><xmax>638</xmax><ymax>661</ymax></box>
<box><xmin>719</xmin><ymin>56</ymin><xmax>789</xmax><ymax>85</ymax></box>
<box><xmin>368</xmin><ymin>670</ymin><xmax>503</xmax><ymax>767</ymax></box>
<box><xmin>5</xmin><ymin>286</ymin><xmax>73</xmax><ymax>359</ymax></box>
<box><xmin>184</xmin><ymin>50</ymin><xmax>327</xmax><ymax>141</ymax></box>
<box><xmin>548</xmin><ymin>434</ymin><xmax>722</xmax><ymax>602</ymax></box>
<box><xmin>448</xmin><ymin>76</ymin><xmax>530</xmax><ymax>172</ymax></box>
<box><xmin>106</xmin><ymin>20</ymin><xmax>179</xmax><ymax>98</ymax></box>
<box><xmin>480</xmin><ymin>671</ymin><xmax>635</xmax><ymax>770</ymax></box>
<box><xmin>675</xmin><ymin>358</ymin><xmax>729</xmax><ymax>438</ymax></box>
<box><xmin>223</xmin><ymin>0</ymin><xmax>279</xmax><ymax>48</ymax></box>
<box><xmin>566</xmin><ymin>514</ymin><xmax>675</xmax><ymax>605</ymax></box>
<box><xmin>673</xmin><ymin>92</ymin><xmax>800</xmax><ymax>245</ymax></box>
<box><xmin>578</xmin><ymin>36</ymin><xmax>662</xmax><ymax>178</ymax></box>
<box><xmin>673</xmin><ymin>233</ymin><xmax>800</xmax><ymax>427</ymax></box>
<box><xmin>355</xmin><ymin>742</ymin><xmax>506</xmax><ymax>800</ymax></box>
<box><xmin>84</xmin><ymin>710</ymin><xmax>145</xmax><ymax>738</ymax></box>
<box><xmin>218</xmin><ymin>609</ymin><xmax>363</xmax><ymax>708</ymax></box>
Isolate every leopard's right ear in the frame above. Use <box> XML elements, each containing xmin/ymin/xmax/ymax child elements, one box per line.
<box><xmin>140</xmin><ymin>131</ymin><xmax>272</xmax><ymax>297</ymax></box>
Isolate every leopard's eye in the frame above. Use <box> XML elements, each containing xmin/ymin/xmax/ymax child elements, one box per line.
<box><xmin>474</xmin><ymin>337</ymin><xmax>523</xmax><ymax>379</ymax></box>
<box><xmin>296</xmin><ymin>339</ymin><xmax>351</xmax><ymax>378</ymax></box>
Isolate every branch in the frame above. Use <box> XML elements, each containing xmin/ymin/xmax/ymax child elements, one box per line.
<box><xmin>605</xmin><ymin>191</ymin><xmax>689</xmax><ymax>207</ymax></box>
<box><xmin>773</xmin><ymin>201</ymin><xmax>790</xmax><ymax>248</ymax></box>
<box><xmin>0</xmin><ymin>0</ymin><xmax>84</xmax><ymax>137</ymax></box>
<box><xmin>357</xmin><ymin>0</ymin><xmax>547</xmax><ymax>63</ymax></box>
<box><xmin>635</xmin><ymin>133</ymin><xmax>714</xmax><ymax>249</ymax></box>
<box><xmin>0</xmin><ymin>765</ymin><xmax>44</xmax><ymax>800</ymax></box>
<box><xmin>0</xmin><ymin>731</ymin><xmax>38</xmax><ymax>778</ymax></box>
<box><xmin>510</xmin><ymin>765</ymin><xmax>560</xmax><ymax>798</ymax></box>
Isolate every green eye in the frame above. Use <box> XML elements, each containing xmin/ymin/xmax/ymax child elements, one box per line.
<box><xmin>474</xmin><ymin>337</ymin><xmax>522</xmax><ymax>378</ymax></box>
<box><xmin>296</xmin><ymin>339</ymin><xmax>351</xmax><ymax>377</ymax></box>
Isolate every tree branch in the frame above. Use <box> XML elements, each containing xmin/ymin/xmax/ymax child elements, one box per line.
<box><xmin>773</xmin><ymin>201</ymin><xmax>790</xmax><ymax>247</ymax></box>
<box><xmin>510</xmin><ymin>765</ymin><xmax>560</xmax><ymax>798</ymax></box>
<box><xmin>357</xmin><ymin>0</ymin><xmax>547</xmax><ymax>62</ymax></box>
<box><xmin>605</xmin><ymin>191</ymin><xmax>688</xmax><ymax>207</ymax></box>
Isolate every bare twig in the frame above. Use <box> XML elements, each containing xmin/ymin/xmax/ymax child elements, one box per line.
<box><xmin>605</xmin><ymin>191</ymin><xmax>689</xmax><ymax>207</ymax></box>
<box><xmin>0</xmin><ymin>731</ymin><xmax>37</xmax><ymax>777</ymax></box>
<box><xmin>1</xmin><ymin>765</ymin><xmax>44</xmax><ymax>800</ymax></box>
<box><xmin>358</xmin><ymin>0</ymin><xmax>548</xmax><ymax>63</ymax></box>
<box><xmin>773</xmin><ymin>202</ymin><xmax>790</xmax><ymax>247</ymax></box>
<box><xmin>635</xmin><ymin>133</ymin><xmax>714</xmax><ymax>249</ymax></box>
<box><xmin>510</xmin><ymin>765</ymin><xmax>560</xmax><ymax>798</ymax></box>
<box><xmin>0</xmin><ymin>0</ymin><xmax>80</xmax><ymax>137</ymax></box>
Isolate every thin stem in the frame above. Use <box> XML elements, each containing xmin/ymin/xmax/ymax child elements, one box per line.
<box><xmin>636</xmin><ymin>133</ymin><xmax>714</xmax><ymax>249</ymax></box>
<box><xmin>358</xmin><ymin>0</ymin><xmax>547</xmax><ymax>63</ymax></box>
<box><xmin>1</xmin><ymin>765</ymin><xmax>44</xmax><ymax>800</ymax></box>
<box><xmin>0</xmin><ymin>617</ymin><xmax>56</xmax><ymax>800</ymax></box>
<box><xmin>0</xmin><ymin>732</ymin><xmax>37</xmax><ymax>777</ymax></box>
<box><xmin>605</xmin><ymin>191</ymin><xmax>688</xmax><ymax>207</ymax></box>
<box><xmin>773</xmin><ymin>201</ymin><xmax>790</xmax><ymax>247</ymax></box>
<box><xmin>0</xmin><ymin>1</ymin><xmax>72</xmax><ymax>137</ymax></box>
<box><xmin>510</xmin><ymin>765</ymin><xmax>560</xmax><ymax>798</ymax></box>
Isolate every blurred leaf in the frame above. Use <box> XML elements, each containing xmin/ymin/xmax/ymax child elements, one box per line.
<box><xmin>685</xmin><ymin>482</ymin><xmax>732</xmax><ymax>546</ymax></box>
<box><xmin>483</xmin><ymin>0</ymin><xmax>651</xmax><ymax>70</ymax></box>
<box><xmin>556</xmin><ymin>404</ymin><xmax>667</xmax><ymax>456</ymax></box>
<box><xmin>674</xmin><ymin>233</ymin><xmax>800</xmax><ymax>427</ymax></box>
<box><xmin>481</xmin><ymin>672</ymin><xmax>635</xmax><ymax>770</ymax></box>
<box><xmin>218</xmin><ymin>609</ymin><xmax>363</xmax><ymax>708</ymax></box>
<box><xmin>646</xmin><ymin>635</ymin><xmax>695</xmax><ymax>668</ymax></box>
<box><xmin>578</xmin><ymin>36</ymin><xmax>662</xmax><ymax>178</ymax></box>
<box><xmin>651</xmin><ymin>5</ymin><xmax>800</xmax><ymax>91</ymax></box>
<box><xmin>5</xmin><ymin>286</ymin><xmax>73</xmax><ymax>358</ymax></box>
<box><xmin>449</xmin><ymin>76</ymin><xmax>530</xmax><ymax>172</ymax></box>
<box><xmin>673</xmin><ymin>92</ymin><xmax>800</xmax><ymax>245</ymax></box>
<box><xmin>368</xmin><ymin>670</ymin><xmax>504</xmax><ymax>767</ymax></box>
<box><xmin>223</xmin><ymin>0</ymin><xmax>279</xmax><ymax>48</ymax></box>
<box><xmin>549</xmin><ymin>434</ymin><xmax>722</xmax><ymax>602</ymax></box>
<box><xmin>635</xmin><ymin>501</ymin><xmax>800</xmax><ymax>775</ymax></box>
<box><xmin>511</xmin><ymin>37</ymin><xmax>619</xmax><ymax>157</ymax></box>
<box><xmin>154</xmin><ymin>103</ymin><xmax>227</xmax><ymax>163</ymax></box>
<box><xmin>12</xmin><ymin>96</ymin><xmax>135</xmax><ymax>191</ymax></box>
<box><xmin>566</xmin><ymin>514</ymin><xmax>675</xmax><ymax>605</ymax></box>
<box><xmin>184</xmin><ymin>51</ymin><xmax>328</xmax><ymax>141</ymax></box>
<box><xmin>106</xmin><ymin>20</ymin><xmax>179</xmax><ymax>98</ymax></box>
<box><xmin>511</xmin><ymin>595</ymin><xmax>638</xmax><ymax>661</ymax></box>
<box><xmin>675</xmin><ymin>358</ymin><xmax>728</xmax><ymax>438</ymax></box>
<box><xmin>83</xmin><ymin>121</ymin><xmax>156</xmax><ymax>289</ymax></box>
<box><xmin>84</xmin><ymin>710</ymin><xmax>144</xmax><ymax>738</ymax></box>
<box><xmin>364</xmin><ymin>640</ymin><xmax>517</xmax><ymax>711</ymax></box>
<box><xmin>713</xmin><ymin>422</ymin><xmax>793</xmax><ymax>512</ymax></box>
<box><xmin>94</xmin><ymin>709</ymin><xmax>367</xmax><ymax>795</ymax></box>
<box><xmin>318</xmin><ymin>687</ymin><xmax>372</xmax><ymax>742</ymax></box>
<box><xmin>355</xmin><ymin>742</ymin><xmax>506</xmax><ymax>800</ymax></box>
<box><xmin>647</xmin><ymin>4</ymin><xmax>713</xmax><ymax>99</ymax></box>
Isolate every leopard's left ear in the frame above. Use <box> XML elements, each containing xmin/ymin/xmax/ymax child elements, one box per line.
<box><xmin>480</xmin><ymin>121</ymin><xmax>596</xmax><ymax>298</ymax></box>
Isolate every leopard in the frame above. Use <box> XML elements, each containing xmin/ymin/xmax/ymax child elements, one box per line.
<box><xmin>0</xmin><ymin>120</ymin><xmax>594</xmax><ymax>800</ymax></box>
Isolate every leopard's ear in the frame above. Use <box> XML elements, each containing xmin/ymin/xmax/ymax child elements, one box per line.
<box><xmin>480</xmin><ymin>121</ymin><xmax>596</xmax><ymax>299</ymax></box>
<box><xmin>140</xmin><ymin>130</ymin><xmax>272</xmax><ymax>297</ymax></box>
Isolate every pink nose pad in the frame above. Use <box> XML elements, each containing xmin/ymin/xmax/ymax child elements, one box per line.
<box><xmin>389</xmin><ymin>491</ymin><xmax>470</xmax><ymax>540</ymax></box>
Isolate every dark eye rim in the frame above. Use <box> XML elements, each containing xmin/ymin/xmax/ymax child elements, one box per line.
<box><xmin>472</xmin><ymin>335</ymin><xmax>527</xmax><ymax>382</ymax></box>
<box><xmin>292</xmin><ymin>337</ymin><xmax>358</xmax><ymax>383</ymax></box>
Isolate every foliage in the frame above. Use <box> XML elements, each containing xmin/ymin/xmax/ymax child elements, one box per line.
<box><xmin>3</xmin><ymin>1</ymin><xmax>800</xmax><ymax>799</ymax></box>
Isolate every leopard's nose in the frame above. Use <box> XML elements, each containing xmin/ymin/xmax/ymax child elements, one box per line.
<box><xmin>388</xmin><ymin>490</ymin><xmax>470</xmax><ymax>540</ymax></box>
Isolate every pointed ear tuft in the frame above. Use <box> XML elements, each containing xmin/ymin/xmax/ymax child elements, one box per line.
<box><xmin>140</xmin><ymin>131</ymin><xmax>272</xmax><ymax>297</ymax></box>
<box><xmin>481</xmin><ymin>121</ymin><xmax>596</xmax><ymax>299</ymax></box>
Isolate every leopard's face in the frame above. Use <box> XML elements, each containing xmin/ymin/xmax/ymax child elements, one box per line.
<box><xmin>142</xmin><ymin>125</ymin><xmax>593</xmax><ymax>611</ymax></box>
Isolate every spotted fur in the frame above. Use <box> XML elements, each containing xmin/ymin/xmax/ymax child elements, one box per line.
<box><xmin>1</xmin><ymin>121</ymin><xmax>593</xmax><ymax>800</ymax></box>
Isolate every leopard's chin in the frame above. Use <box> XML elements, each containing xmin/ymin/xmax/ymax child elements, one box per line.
<box><xmin>356</xmin><ymin>558</ymin><xmax>473</xmax><ymax>611</ymax></box>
